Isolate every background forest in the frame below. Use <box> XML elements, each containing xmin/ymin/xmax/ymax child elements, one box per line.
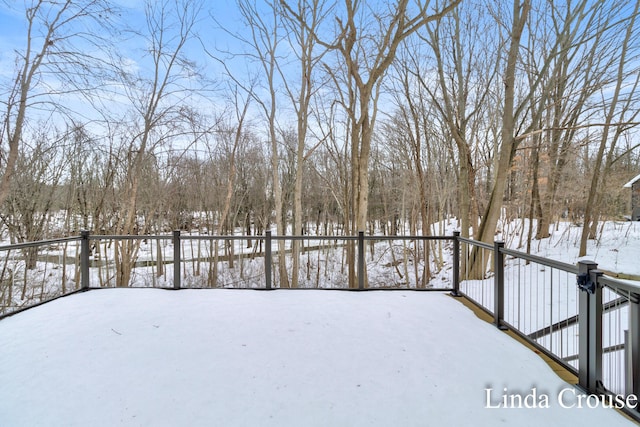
<box><xmin>1</xmin><ymin>0</ymin><xmax>639</xmax><ymax>261</ymax></box>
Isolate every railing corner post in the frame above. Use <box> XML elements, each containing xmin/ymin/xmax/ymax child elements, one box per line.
<box><xmin>451</xmin><ymin>231</ymin><xmax>461</xmax><ymax>297</ymax></box>
<box><xmin>80</xmin><ymin>230</ymin><xmax>90</xmax><ymax>291</ymax></box>
<box><xmin>577</xmin><ymin>260</ymin><xmax>600</xmax><ymax>393</ymax></box>
<box><xmin>173</xmin><ymin>230</ymin><xmax>181</xmax><ymax>290</ymax></box>
<box><xmin>265</xmin><ymin>230</ymin><xmax>272</xmax><ymax>289</ymax></box>
<box><xmin>494</xmin><ymin>240</ymin><xmax>506</xmax><ymax>330</ymax></box>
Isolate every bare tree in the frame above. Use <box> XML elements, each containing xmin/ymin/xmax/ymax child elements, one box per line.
<box><xmin>474</xmin><ymin>0</ymin><xmax>530</xmax><ymax>247</ymax></box>
<box><xmin>1</xmin><ymin>128</ymin><xmax>64</xmax><ymax>271</ymax></box>
<box><xmin>524</xmin><ymin>1</ymin><xmax>630</xmax><ymax>239</ymax></box>
<box><xmin>283</xmin><ymin>0</ymin><xmax>459</xmax><ymax>287</ymax></box>
<box><xmin>462</xmin><ymin>0</ymin><xmax>640</xmax><ymax>257</ymax></box>
<box><xmin>211</xmin><ymin>0</ymin><xmax>292</xmax><ymax>287</ymax></box>
<box><xmin>215</xmin><ymin>89</ymin><xmax>252</xmax><ymax>236</ymax></box>
<box><xmin>112</xmin><ymin>0</ymin><xmax>203</xmax><ymax>287</ymax></box>
<box><xmin>419</xmin><ymin>2</ymin><xmax>497</xmax><ymax>240</ymax></box>
<box><xmin>385</xmin><ymin>65</ymin><xmax>436</xmax><ymax>286</ymax></box>
<box><xmin>279</xmin><ymin>0</ymin><xmax>330</xmax><ymax>287</ymax></box>
<box><xmin>579</xmin><ymin>0</ymin><xmax>640</xmax><ymax>256</ymax></box>
<box><xmin>0</xmin><ymin>0</ymin><xmax>117</xmax><ymax>211</ymax></box>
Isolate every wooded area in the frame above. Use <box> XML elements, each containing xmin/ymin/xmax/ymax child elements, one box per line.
<box><xmin>1</xmin><ymin>0</ymin><xmax>639</xmax><ymax>287</ymax></box>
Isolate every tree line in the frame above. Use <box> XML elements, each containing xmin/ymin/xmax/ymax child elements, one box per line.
<box><xmin>1</xmin><ymin>0</ymin><xmax>639</xmax><ymax>287</ymax></box>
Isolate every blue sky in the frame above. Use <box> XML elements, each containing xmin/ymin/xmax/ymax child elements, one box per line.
<box><xmin>0</xmin><ymin>0</ymin><xmax>241</xmax><ymax>73</ymax></box>
<box><xmin>0</xmin><ymin>1</ymin><xmax>236</xmax><ymax>114</ymax></box>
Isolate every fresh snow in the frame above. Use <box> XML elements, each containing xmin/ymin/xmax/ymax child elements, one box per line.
<box><xmin>0</xmin><ymin>289</ymin><xmax>636</xmax><ymax>426</ymax></box>
<box><xmin>500</xmin><ymin>220</ymin><xmax>640</xmax><ymax>277</ymax></box>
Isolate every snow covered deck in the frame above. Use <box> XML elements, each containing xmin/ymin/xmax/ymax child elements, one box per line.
<box><xmin>0</xmin><ymin>289</ymin><xmax>636</xmax><ymax>426</ymax></box>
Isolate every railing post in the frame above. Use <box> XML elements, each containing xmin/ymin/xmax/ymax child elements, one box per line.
<box><xmin>577</xmin><ymin>260</ymin><xmax>603</xmax><ymax>393</ymax></box>
<box><xmin>265</xmin><ymin>231</ymin><xmax>272</xmax><ymax>290</ymax></box>
<box><xmin>173</xmin><ymin>230</ymin><xmax>181</xmax><ymax>290</ymax></box>
<box><xmin>588</xmin><ymin>268</ymin><xmax>604</xmax><ymax>393</ymax></box>
<box><xmin>80</xmin><ymin>230</ymin><xmax>90</xmax><ymax>290</ymax></box>
<box><xmin>493</xmin><ymin>240</ymin><xmax>506</xmax><ymax>330</ymax></box>
<box><xmin>451</xmin><ymin>231</ymin><xmax>461</xmax><ymax>297</ymax></box>
<box><xmin>627</xmin><ymin>292</ymin><xmax>640</xmax><ymax>402</ymax></box>
<box><xmin>358</xmin><ymin>231</ymin><xmax>365</xmax><ymax>290</ymax></box>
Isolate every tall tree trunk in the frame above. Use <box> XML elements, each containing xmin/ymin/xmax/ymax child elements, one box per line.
<box><xmin>579</xmin><ymin>0</ymin><xmax>638</xmax><ymax>256</ymax></box>
<box><xmin>476</xmin><ymin>0</ymin><xmax>530</xmax><ymax>246</ymax></box>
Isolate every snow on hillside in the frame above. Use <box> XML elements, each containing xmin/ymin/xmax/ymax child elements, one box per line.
<box><xmin>497</xmin><ymin>220</ymin><xmax>640</xmax><ymax>277</ymax></box>
<box><xmin>0</xmin><ymin>289</ymin><xmax>635</xmax><ymax>426</ymax></box>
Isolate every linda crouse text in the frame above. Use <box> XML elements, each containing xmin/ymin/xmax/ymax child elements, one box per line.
<box><xmin>485</xmin><ymin>387</ymin><xmax>638</xmax><ymax>410</ymax></box>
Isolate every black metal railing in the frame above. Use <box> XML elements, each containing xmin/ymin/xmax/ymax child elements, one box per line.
<box><xmin>0</xmin><ymin>231</ymin><xmax>456</xmax><ymax>315</ymax></box>
<box><xmin>457</xmin><ymin>236</ymin><xmax>640</xmax><ymax>421</ymax></box>
<box><xmin>0</xmin><ymin>229</ymin><xmax>639</xmax><ymax>420</ymax></box>
<box><xmin>0</xmin><ymin>235</ymin><xmax>83</xmax><ymax>316</ymax></box>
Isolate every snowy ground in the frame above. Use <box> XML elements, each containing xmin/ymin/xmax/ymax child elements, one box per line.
<box><xmin>500</xmin><ymin>220</ymin><xmax>640</xmax><ymax>277</ymax></box>
<box><xmin>0</xmin><ymin>289</ymin><xmax>636</xmax><ymax>426</ymax></box>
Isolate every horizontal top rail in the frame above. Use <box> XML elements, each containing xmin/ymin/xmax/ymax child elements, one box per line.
<box><xmin>457</xmin><ymin>236</ymin><xmax>493</xmax><ymax>250</ymax></box>
<box><xmin>599</xmin><ymin>274</ymin><xmax>640</xmax><ymax>296</ymax></box>
<box><xmin>361</xmin><ymin>235</ymin><xmax>453</xmax><ymax>241</ymax></box>
<box><xmin>500</xmin><ymin>247</ymin><xmax>578</xmax><ymax>274</ymax></box>
<box><xmin>0</xmin><ymin>236</ymin><xmax>80</xmax><ymax>252</ymax></box>
<box><xmin>90</xmin><ymin>234</ymin><xmax>174</xmax><ymax>241</ymax></box>
<box><xmin>460</xmin><ymin>235</ymin><xmax>577</xmax><ymax>273</ymax></box>
<box><xmin>85</xmin><ymin>233</ymin><xmax>456</xmax><ymax>242</ymax></box>
<box><xmin>180</xmin><ymin>234</ymin><xmax>359</xmax><ymax>242</ymax></box>
<box><xmin>267</xmin><ymin>235</ymin><xmax>454</xmax><ymax>242</ymax></box>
